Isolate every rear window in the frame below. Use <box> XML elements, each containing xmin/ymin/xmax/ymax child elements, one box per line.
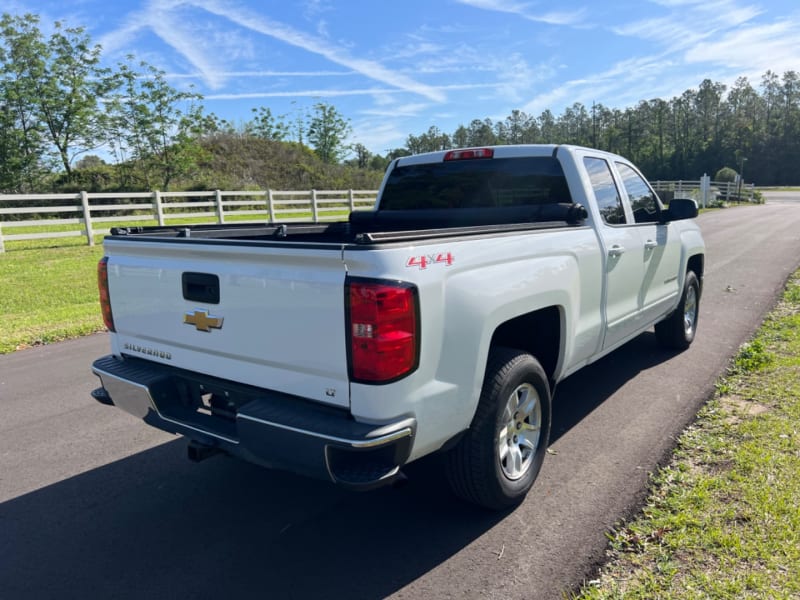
<box><xmin>379</xmin><ymin>156</ymin><xmax>572</xmax><ymax>210</ymax></box>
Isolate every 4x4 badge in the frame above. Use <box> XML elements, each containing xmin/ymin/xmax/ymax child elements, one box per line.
<box><xmin>184</xmin><ymin>309</ymin><xmax>224</xmax><ymax>332</ymax></box>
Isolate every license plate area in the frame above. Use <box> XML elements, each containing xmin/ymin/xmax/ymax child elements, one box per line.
<box><xmin>150</xmin><ymin>375</ymin><xmax>260</xmax><ymax>442</ymax></box>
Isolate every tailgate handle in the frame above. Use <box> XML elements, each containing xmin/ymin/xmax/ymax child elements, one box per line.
<box><xmin>182</xmin><ymin>272</ymin><xmax>220</xmax><ymax>304</ymax></box>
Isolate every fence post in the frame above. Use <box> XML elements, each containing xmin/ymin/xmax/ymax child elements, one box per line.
<box><xmin>153</xmin><ymin>191</ymin><xmax>165</xmax><ymax>226</ymax></box>
<box><xmin>348</xmin><ymin>189</ymin><xmax>355</xmax><ymax>213</ymax></box>
<box><xmin>700</xmin><ymin>174</ymin><xmax>709</xmax><ymax>209</ymax></box>
<box><xmin>0</xmin><ymin>221</ymin><xmax>5</xmax><ymax>253</ymax></box>
<box><xmin>311</xmin><ymin>189</ymin><xmax>319</xmax><ymax>222</ymax></box>
<box><xmin>81</xmin><ymin>191</ymin><xmax>95</xmax><ymax>246</ymax></box>
<box><xmin>267</xmin><ymin>189</ymin><xmax>275</xmax><ymax>223</ymax></box>
<box><xmin>215</xmin><ymin>189</ymin><xmax>225</xmax><ymax>224</ymax></box>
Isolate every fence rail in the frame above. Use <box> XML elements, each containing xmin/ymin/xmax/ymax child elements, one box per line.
<box><xmin>651</xmin><ymin>179</ymin><xmax>756</xmax><ymax>206</ymax></box>
<box><xmin>0</xmin><ymin>189</ymin><xmax>379</xmax><ymax>252</ymax></box>
<box><xmin>0</xmin><ymin>179</ymin><xmax>756</xmax><ymax>252</ymax></box>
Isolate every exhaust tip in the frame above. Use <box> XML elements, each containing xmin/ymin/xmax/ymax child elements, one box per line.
<box><xmin>187</xmin><ymin>440</ymin><xmax>222</xmax><ymax>463</ymax></box>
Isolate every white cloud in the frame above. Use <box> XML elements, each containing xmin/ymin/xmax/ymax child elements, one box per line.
<box><xmin>205</xmin><ymin>88</ymin><xmax>400</xmax><ymax>100</ymax></box>
<box><xmin>360</xmin><ymin>103</ymin><xmax>432</xmax><ymax>118</ymax></box>
<box><xmin>191</xmin><ymin>0</ymin><xmax>447</xmax><ymax>101</ymax></box>
<box><xmin>98</xmin><ymin>0</ymin><xmax>446</xmax><ymax>101</ymax></box>
<box><xmin>147</xmin><ymin>8</ymin><xmax>228</xmax><ymax>88</ymax></box>
<box><xmin>165</xmin><ymin>70</ymin><xmax>353</xmax><ymax>80</ymax></box>
<box><xmin>350</xmin><ymin>118</ymin><xmax>409</xmax><ymax>152</ymax></box>
<box><xmin>455</xmin><ymin>0</ymin><xmax>588</xmax><ymax>26</ymax></box>
<box><xmin>684</xmin><ymin>19</ymin><xmax>800</xmax><ymax>74</ymax></box>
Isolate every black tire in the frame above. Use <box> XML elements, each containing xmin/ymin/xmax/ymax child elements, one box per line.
<box><xmin>445</xmin><ymin>347</ymin><xmax>552</xmax><ymax>510</ymax></box>
<box><xmin>655</xmin><ymin>270</ymin><xmax>700</xmax><ymax>350</ymax></box>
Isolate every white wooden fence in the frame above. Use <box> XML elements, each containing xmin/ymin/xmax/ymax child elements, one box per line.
<box><xmin>0</xmin><ymin>189</ymin><xmax>379</xmax><ymax>252</ymax></box>
<box><xmin>651</xmin><ymin>177</ymin><xmax>756</xmax><ymax>207</ymax></box>
<box><xmin>0</xmin><ymin>178</ymin><xmax>756</xmax><ymax>252</ymax></box>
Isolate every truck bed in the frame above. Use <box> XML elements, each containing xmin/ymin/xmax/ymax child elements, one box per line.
<box><xmin>107</xmin><ymin>202</ymin><xmax>588</xmax><ymax>246</ymax></box>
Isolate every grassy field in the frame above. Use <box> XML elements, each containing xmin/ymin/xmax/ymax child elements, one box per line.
<box><xmin>575</xmin><ymin>270</ymin><xmax>800</xmax><ymax>599</ymax></box>
<box><xmin>0</xmin><ymin>243</ymin><xmax>106</xmax><ymax>353</ymax></box>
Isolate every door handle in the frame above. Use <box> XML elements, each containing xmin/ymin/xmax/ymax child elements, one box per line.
<box><xmin>608</xmin><ymin>245</ymin><xmax>625</xmax><ymax>257</ymax></box>
<box><xmin>644</xmin><ymin>240</ymin><xmax>658</xmax><ymax>250</ymax></box>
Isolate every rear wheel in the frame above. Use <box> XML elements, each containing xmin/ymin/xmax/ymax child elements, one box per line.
<box><xmin>446</xmin><ymin>347</ymin><xmax>551</xmax><ymax>510</ymax></box>
<box><xmin>655</xmin><ymin>270</ymin><xmax>700</xmax><ymax>350</ymax></box>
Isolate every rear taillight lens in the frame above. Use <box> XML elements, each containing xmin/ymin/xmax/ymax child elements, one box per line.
<box><xmin>347</xmin><ymin>278</ymin><xmax>419</xmax><ymax>383</ymax></box>
<box><xmin>98</xmin><ymin>257</ymin><xmax>115</xmax><ymax>332</ymax></box>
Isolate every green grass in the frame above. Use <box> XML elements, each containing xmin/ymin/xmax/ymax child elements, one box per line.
<box><xmin>0</xmin><ymin>244</ymin><xmax>107</xmax><ymax>352</ymax></box>
<box><xmin>575</xmin><ymin>271</ymin><xmax>800</xmax><ymax>599</ymax></box>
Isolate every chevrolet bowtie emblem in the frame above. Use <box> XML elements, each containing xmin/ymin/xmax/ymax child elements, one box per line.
<box><xmin>183</xmin><ymin>309</ymin><xmax>224</xmax><ymax>332</ymax></box>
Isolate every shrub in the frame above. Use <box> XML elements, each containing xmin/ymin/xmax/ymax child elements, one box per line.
<box><xmin>714</xmin><ymin>167</ymin><xmax>738</xmax><ymax>183</ymax></box>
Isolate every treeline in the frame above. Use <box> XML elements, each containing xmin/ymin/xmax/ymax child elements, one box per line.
<box><xmin>403</xmin><ymin>73</ymin><xmax>800</xmax><ymax>185</ymax></box>
<box><xmin>0</xmin><ymin>13</ymin><xmax>370</xmax><ymax>194</ymax></box>
<box><xmin>2</xmin><ymin>12</ymin><xmax>799</xmax><ymax>194</ymax></box>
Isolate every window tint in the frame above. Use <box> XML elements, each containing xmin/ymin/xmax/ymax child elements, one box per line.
<box><xmin>616</xmin><ymin>163</ymin><xmax>661</xmax><ymax>223</ymax></box>
<box><xmin>584</xmin><ymin>157</ymin><xmax>625</xmax><ymax>225</ymax></box>
<box><xmin>379</xmin><ymin>156</ymin><xmax>572</xmax><ymax>210</ymax></box>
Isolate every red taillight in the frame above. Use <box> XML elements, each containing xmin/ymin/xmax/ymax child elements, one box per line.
<box><xmin>347</xmin><ymin>279</ymin><xmax>419</xmax><ymax>383</ymax></box>
<box><xmin>98</xmin><ymin>257</ymin><xmax>115</xmax><ymax>332</ymax></box>
<box><xmin>443</xmin><ymin>148</ymin><xmax>494</xmax><ymax>161</ymax></box>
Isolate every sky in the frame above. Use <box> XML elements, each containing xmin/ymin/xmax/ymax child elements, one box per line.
<box><xmin>5</xmin><ymin>0</ymin><xmax>800</xmax><ymax>155</ymax></box>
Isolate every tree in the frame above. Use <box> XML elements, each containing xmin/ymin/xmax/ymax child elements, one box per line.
<box><xmin>106</xmin><ymin>59</ymin><xmax>209</xmax><ymax>190</ymax></box>
<box><xmin>406</xmin><ymin>125</ymin><xmax>450</xmax><ymax>154</ymax></box>
<box><xmin>496</xmin><ymin>109</ymin><xmax>537</xmax><ymax>144</ymax></box>
<box><xmin>0</xmin><ymin>91</ymin><xmax>44</xmax><ymax>191</ymax></box>
<box><xmin>350</xmin><ymin>143</ymin><xmax>371</xmax><ymax>168</ymax></box>
<box><xmin>0</xmin><ymin>14</ymin><xmax>113</xmax><ymax>179</ymax></box>
<box><xmin>247</xmin><ymin>106</ymin><xmax>289</xmax><ymax>141</ymax></box>
<box><xmin>307</xmin><ymin>103</ymin><xmax>351</xmax><ymax>164</ymax></box>
<box><xmin>465</xmin><ymin>118</ymin><xmax>497</xmax><ymax>146</ymax></box>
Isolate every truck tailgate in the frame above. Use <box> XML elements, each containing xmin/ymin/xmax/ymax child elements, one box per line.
<box><xmin>103</xmin><ymin>239</ymin><xmax>350</xmax><ymax>408</ymax></box>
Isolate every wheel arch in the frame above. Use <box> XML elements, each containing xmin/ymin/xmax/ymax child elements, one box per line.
<box><xmin>687</xmin><ymin>253</ymin><xmax>704</xmax><ymax>296</ymax></box>
<box><xmin>488</xmin><ymin>305</ymin><xmax>562</xmax><ymax>386</ymax></box>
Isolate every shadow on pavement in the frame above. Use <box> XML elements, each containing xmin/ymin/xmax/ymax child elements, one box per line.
<box><xmin>551</xmin><ymin>331</ymin><xmax>678</xmax><ymax>444</ymax></box>
<box><xmin>1</xmin><ymin>438</ymin><xmax>501</xmax><ymax>599</ymax></box>
<box><xmin>1</xmin><ymin>332</ymin><xmax>676</xmax><ymax>600</ymax></box>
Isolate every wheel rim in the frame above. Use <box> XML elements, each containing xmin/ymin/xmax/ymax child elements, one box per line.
<box><xmin>497</xmin><ymin>383</ymin><xmax>542</xmax><ymax>481</ymax></box>
<box><xmin>683</xmin><ymin>284</ymin><xmax>698</xmax><ymax>337</ymax></box>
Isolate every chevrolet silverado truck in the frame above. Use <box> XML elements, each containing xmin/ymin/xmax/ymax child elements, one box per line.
<box><xmin>91</xmin><ymin>145</ymin><xmax>704</xmax><ymax>510</ymax></box>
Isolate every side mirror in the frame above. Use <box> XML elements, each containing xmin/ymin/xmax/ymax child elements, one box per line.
<box><xmin>662</xmin><ymin>197</ymin><xmax>698</xmax><ymax>222</ymax></box>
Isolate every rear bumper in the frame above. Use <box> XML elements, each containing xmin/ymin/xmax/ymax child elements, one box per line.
<box><xmin>92</xmin><ymin>355</ymin><xmax>415</xmax><ymax>489</ymax></box>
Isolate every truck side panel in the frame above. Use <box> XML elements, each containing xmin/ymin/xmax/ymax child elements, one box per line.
<box><xmin>344</xmin><ymin>226</ymin><xmax>603</xmax><ymax>460</ymax></box>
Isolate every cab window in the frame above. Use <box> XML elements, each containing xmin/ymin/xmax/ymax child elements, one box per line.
<box><xmin>616</xmin><ymin>163</ymin><xmax>661</xmax><ymax>224</ymax></box>
<box><xmin>584</xmin><ymin>157</ymin><xmax>625</xmax><ymax>225</ymax></box>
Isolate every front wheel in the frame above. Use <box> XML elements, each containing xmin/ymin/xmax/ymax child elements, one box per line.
<box><xmin>655</xmin><ymin>270</ymin><xmax>700</xmax><ymax>350</ymax></box>
<box><xmin>445</xmin><ymin>347</ymin><xmax>552</xmax><ymax>510</ymax></box>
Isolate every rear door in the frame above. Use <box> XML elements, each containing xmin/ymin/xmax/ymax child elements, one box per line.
<box><xmin>104</xmin><ymin>238</ymin><xmax>351</xmax><ymax>408</ymax></box>
<box><xmin>582</xmin><ymin>155</ymin><xmax>645</xmax><ymax>350</ymax></box>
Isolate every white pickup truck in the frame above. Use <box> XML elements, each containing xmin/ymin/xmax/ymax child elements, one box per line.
<box><xmin>91</xmin><ymin>144</ymin><xmax>704</xmax><ymax>510</ymax></box>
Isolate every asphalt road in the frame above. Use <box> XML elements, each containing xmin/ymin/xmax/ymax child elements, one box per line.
<box><xmin>2</xmin><ymin>192</ymin><xmax>800</xmax><ymax>599</ymax></box>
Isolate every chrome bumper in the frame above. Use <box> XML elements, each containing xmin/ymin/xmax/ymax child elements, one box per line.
<box><xmin>92</xmin><ymin>355</ymin><xmax>415</xmax><ymax>489</ymax></box>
